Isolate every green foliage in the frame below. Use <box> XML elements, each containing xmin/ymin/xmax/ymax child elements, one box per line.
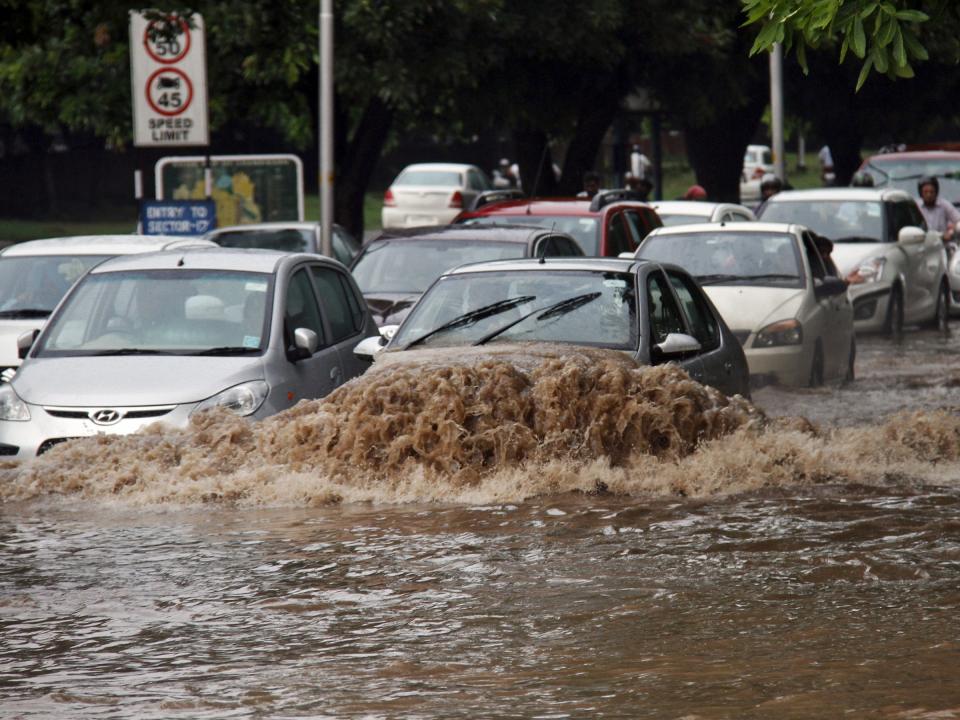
<box><xmin>742</xmin><ymin>0</ymin><xmax>932</xmax><ymax>89</ymax></box>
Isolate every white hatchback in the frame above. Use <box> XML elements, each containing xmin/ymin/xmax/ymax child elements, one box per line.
<box><xmin>637</xmin><ymin>222</ymin><xmax>855</xmax><ymax>387</ymax></box>
<box><xmin>381</xmin><ymin>163</ymin><xmax>492</xmax><ymax>229</ymax></box>
<box><xmin>0</xmin><ymin>235</ymin><xmax>214</xmax><ymax>383</ymax></box>
<box><xmin>650</xmin><ymin>201</ymin><xmax>756</xmax><ymax>227</ymax></box>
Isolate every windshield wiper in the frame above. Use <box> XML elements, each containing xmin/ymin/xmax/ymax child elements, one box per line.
<box><xmin>403</xmin><ymin>295</ymin><xmax>536</xmax><ymax>349</ymax></box>
<box><xmin>698</xmin><ymin>273</ymin><xmax>798</xmax><ymax>285</ymax></box>
<box><xmin>191</xmin><ymin>346</ymin><xmax>261</xmax><ymax>356</ymax></box>
<box><xmin>0</xmin><ymin>308</ymin><xmax>51</xmax><ymax>319</ymax></box>
<box><xmin>88</xmin><ymin>348</ymin><xmax>177</xmax><ymax>356</ymax></box>
<box><xmin>473</xmin><ymin>292</ymin><xmax>602</xmax><ymax>346</ymax></box>
<box><xmin>832</xmin><ymin>235</ymin><xmax>881</xmax><ymax>243</ymax></box>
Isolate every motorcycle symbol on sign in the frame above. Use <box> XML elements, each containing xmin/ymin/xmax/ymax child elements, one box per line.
<box><xmin>146</xmin><ymin>68</ymin><xmax>193</xmax><ymax>117</ymax></box>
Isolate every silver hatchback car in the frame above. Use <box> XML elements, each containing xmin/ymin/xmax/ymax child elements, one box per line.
<box><xmin>0</xmin><ymin>247</ymin><xmax>377</xmax><ymax>460</ymax></box>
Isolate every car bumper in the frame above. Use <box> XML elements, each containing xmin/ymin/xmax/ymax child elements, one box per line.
<box><xmin>0</xmin><ymin>401</ymin><xmax>199</xmax><ymax>461</ymax></box>
<box><xmin>381</xmin><ymin>207</ymin><xmax>460</xmax><ymax>229</ymax></box>
<box><xmin>847</xmin><ymin>283</ymin><xmax>892</xmax><ymax>333</ymax></box>
<box><xmin>744</xmin><ymin>343</ymin><xmax>811</xmax><ymax>388</ymax></box>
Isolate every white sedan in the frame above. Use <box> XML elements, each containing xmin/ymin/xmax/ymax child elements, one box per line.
<box><xmin>636</xmin><ymin>222</ymin><xmax>855</xmax><ymax>387</ymax></box>
<box><xmin>649</xmin><ymin>200</ymin><xmax>756</xmax><ymax>227</ymax></box>
<box><xmin>381</xmin><ymin>163</ymin><xmax>492</xmax><ymax>229</ymax></box>
<box><xmin>758</xmin><ymin>188</ymin><xmax>950</xmax><ymax>335</ymax></box>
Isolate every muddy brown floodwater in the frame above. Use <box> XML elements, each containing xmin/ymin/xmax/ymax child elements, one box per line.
<box><xmin>1</xmin><ymin>335</ymin><xmax>959</xmax><ymax>719</ymax></box>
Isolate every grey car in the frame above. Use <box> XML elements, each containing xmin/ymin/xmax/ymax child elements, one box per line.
<box><xmin>0</xmin><ymin>247</ymin><xmax>377</xmax><ymax>460</ymax></box>
<box><xmin>358</xmin><ymin>257</ymin><xmax>750</xmax><ymax>398</ymax></box>
<box><xmin>206</xmin><ymin>222</ymin><xmax>361</xmax><ymax>266</ymax></box>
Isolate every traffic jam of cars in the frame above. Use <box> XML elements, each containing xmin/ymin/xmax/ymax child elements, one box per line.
<box><xmin>0</xmin><ymin>151</ymin><xmax>954</xmax><ymax>461</ymax></box>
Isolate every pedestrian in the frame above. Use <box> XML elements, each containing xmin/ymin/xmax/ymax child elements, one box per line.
<box><xmin>916</xmin><ymin>176</ymin><xmax>960</xmax><ymax>243</ymax></box>
<box><xmin>819</xmin><ymin>145</ymin><xmax>835</xmax><ymax>186</ymax></box>
<box><xmin>577</xmin><ymin>171</ymin><xmax>601</xmax><ymax>199</ymax></box>
<box><xmin>630</xmin><ymin>144</ymin><xmax>652</xmax><ymax>181</ymax></box>
<box><xmin>624</xmin><ymin>172</ymin><xmax>653</xmax><ymax>201</ymax></box>
<box><xmin>755</xmin><ymin>173</ymin><xmax>783</xmax><ymax>213</ymax></box>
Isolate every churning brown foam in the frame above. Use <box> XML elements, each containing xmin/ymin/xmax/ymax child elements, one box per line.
<box><xmin>1</xmin><ymin>344</ymin><xmax>958</xmax><ymax>507</ymax></box>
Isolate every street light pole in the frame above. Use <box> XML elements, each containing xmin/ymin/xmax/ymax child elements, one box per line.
<box><xmin>319</xmin><ymin>0</ymin><xmax>334</xmax><ymax>258</ymax></box>
<box><xmin>770</xmin><ymin>42</ymin><xmax>786</xmax><ymax>182</ymax></box>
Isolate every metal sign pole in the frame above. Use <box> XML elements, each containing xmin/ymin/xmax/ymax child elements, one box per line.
<box><xmin>318</xmin><ymin>0</ymin><xmax>335</xmax><ymax>259</ymax></box>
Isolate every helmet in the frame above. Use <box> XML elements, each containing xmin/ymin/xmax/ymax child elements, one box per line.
<box><xmin>851</xmin><ymin>172</ymin><xmax>875</xmax><ymax>187</ymax></box>
<box><xmin>684</xmin><ymin>184</ymin><xmax>707</xmax><ymax>200</ymax></box>
<box><xmin>760</xmin><ymin>173</ymin><xmax>783</xmax><ymax>192</ymax></box>
<box><xmin>918</xmin><ymin>175</ymin><xmax>939</xmax><ymax>194</ymax></box>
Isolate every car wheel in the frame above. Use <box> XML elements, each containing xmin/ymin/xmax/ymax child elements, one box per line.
<box><xmin>843</xmin><ymin>337</ymin><xmax>856</xmax><ymax>384</ymax></box>
<box><xmin>931</xmin><ymin>280</ymin><xmax>950</xmax><ymax>333</ymax></box>
<box><xmin>809</xmin><ymin>343</ymin><xmax>824</xmax><ymax>388</ymax></box>
<box><xmin>884</xmin><ymin>286</ymin><xmax>904</xmax><ymax>341</ymax></box>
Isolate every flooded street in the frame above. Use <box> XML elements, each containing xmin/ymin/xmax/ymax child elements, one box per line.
<box><xmin>2</xmin><ymin>334</ymin><xmax>960</xmax><ymax>718</ymax></box>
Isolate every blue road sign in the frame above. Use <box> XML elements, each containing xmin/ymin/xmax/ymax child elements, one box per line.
<box><xmin>141</xmin><ymin>200</ymin><xmax>216</xmax><ymax>235</ymax></box>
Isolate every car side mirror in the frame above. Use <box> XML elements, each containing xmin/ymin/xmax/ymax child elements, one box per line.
<box><xmin>898</xmin><ymin>226</ymin><xmax>925</xmax><ymax>245</ymax></box>
<box><xmin>288</xmin><ymin>327</ymin><xmax>319</xmax><ymax>362</ymax></box>
<box><xmin>653</xmin><ymin>332</ymin><xmax>701</xmax><ymax>359</ymax></box>
<box><xmin>17</xmin><ymin>329</ymin><xmax>39</xmax><ymax>360</ymax></box>
<box><xmin>352</xmin><ymin>324</ymin><xmax>398</xmax><ymax>362</ymax></box>
<box><xmin>814</xmin><ymin>276</ymin><xmax>848</xmax><ymax>299</ymax></box>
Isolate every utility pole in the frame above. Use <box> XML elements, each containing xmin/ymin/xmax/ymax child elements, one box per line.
<box><xmin>319</xmin><ymin>0</ymin><xmax>334</xmax><ymax>258</ymax></box>
<box><xmin>770</xmin><ymin>42</ymin><xmax>786</xmax><ymax>182</ymax></box>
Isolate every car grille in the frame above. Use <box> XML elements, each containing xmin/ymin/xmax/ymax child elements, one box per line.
<box><xmin>0</xmin><ymin>443</ymin><xmax>19</xmax><ymax>456</ymax></box>
<box><xmin>43</xmin><ymin>407</ymin><xmax>175</xmax><ymax>421</ymax></box>
<box><xmin>37</xmin><ymin>438</ymin><xmax>80</xmax><ymax>456</ymax></box>
<box><xmin>731</xmin><ymin>330</ymin><xmax>751</xmax><ymax>346</ymax></box>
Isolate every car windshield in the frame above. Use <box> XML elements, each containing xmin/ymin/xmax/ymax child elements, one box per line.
<box><xmin>392</xmin><ymin>270</ymin><xmax>638</xmax><ymax>350</ymax></box>
<box><xmin>759</xmin><ymin>200</ymin><xmax>886</xmax><ymax>243</ymax></box>
<box><xmin>864</xmin><ymin>158</ymin><xmax>960</xmax><ymax>201</ymax></box>
<box><xmin>659</xmin><ymin>214</ymin><xmax>710</xmax><ymax>227</ymax></box>
<box><xmin>394</xmin><ymin>170</ymin><xmax>462</xmax><ymax>187</ymax></box>
<box><xmin>462</xmin><ymin>216</ymin><xmax>600</xmax><ymax>255</ymax></box>
<box><xmin>638</xmin><ymin>232</ymin><xmax>804</xmax><ymax>288</ymax></box>
<box><xmin>213</xmin><ymin>228</ymin><xmax>311</xmax><ymax>253</ymax></box>
<box><xmin>0</xmin><ymin>255</ymin><xmax>109</xmax><ymax>316</ymax></box>
<box><xmin>351</xmin><ymin>239</ymin><xmax>529</xmax><ymax>294</ymax></box>
<box><xmin>36</xmin><ymin>269</ymin><xmax>273</xmax><ymax>357</ymax></box>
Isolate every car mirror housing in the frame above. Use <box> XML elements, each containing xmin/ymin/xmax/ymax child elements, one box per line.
<box><xmin>653</xmin><ymin>332</ymin><xmax>701</xmax><ymax>358</ymax></box>
<box><xmin>353</xmin><ymin>324</ymin><xmax>397</xmax><ymax>362</ymax></box>
<box><xmin>17</xmin><ymin>329</ymin><xmax>39</xmax><ymax>360</ymax></box>
<box><xmin>288</xmin><ymin>327</ymin><xmax>319</xmax><ymax>362</ymax></box>
<box><xmin>814</xmin><ymin>276</ymin><xmax>849</xmax><ymax>299</ymax></box>
<box><xmin>898</xmin><ymin>226</ymin><xmax>926</xmax><ymax>245</ymax></box>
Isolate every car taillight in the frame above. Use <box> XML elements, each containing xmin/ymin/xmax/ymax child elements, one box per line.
<box><xmin>752</xmin><ymin>167</ymin><xmax>765</xmax><ymax>179</ymax></box>
<box><xmin>384</xmin><ymin>188</ymin><xmax>396</xmax><ymax>207</ymax></box>
<box><xmin>449</xmin><ymin>191</ymin><xmax>463</xmax><ymax>209</ymax></box>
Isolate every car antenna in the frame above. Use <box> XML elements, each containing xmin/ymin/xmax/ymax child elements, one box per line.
<box><xmin>177</xmin><ymin>256</ymin><xmax>185</xmax><ymax>267</ymax></box>
<box><xmin>529</xmin><ymin>142</ymin><xmax>550</xmax><ymax>200</ymax></box>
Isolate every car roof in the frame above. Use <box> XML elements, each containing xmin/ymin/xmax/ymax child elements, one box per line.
<box><xmin>368</xmin><ymin>224</ymin><xmax>558</xmax><ymax>244</ymax></box>
<box><xmin>207</xmin><ymin>222</ymin><xmax>318</xmax><ymax>234</ymax></box>
<box><xmin>87</xmin><ymin>246</ymin><xmax>327</xmax><ymax>274</ymax></box>
<box><xmin>864</xmin><ymin>150</ymin><xmax>960</xmax><ymax>162</ymax></box>
<box><xmin>763</xmin><ymin>187</ymin><xmax>911</xmax><ymax>202</ymax></box>
<box><xmin>444</xmin><ymin>256</ymin><xmax>652</xmax><ymax>276</ymax></box>
<box><xmin>649</xmin><ymin>221</ymin><xmax>802</xmax><ymax>237</ymax></box>
<box><xmin>463</xmin><ymin>197</ymin><xmax>649</xmax><ymax>218</ymax></box>
<box><xmin>0</xmin><ymin>234</ymin><xmax>215</xmax><ymax>256</ymax></box>
<box><xmin>650</xmin><ymin>201</ymin><xmax>723</xmax><ymax>216</ymax></box>
<box><xmin>396</xmin><ymin>162</ymin><xmax>479</xmax><ymax>173</ymax></box>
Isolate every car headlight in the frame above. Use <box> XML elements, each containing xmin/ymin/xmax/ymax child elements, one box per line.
<box><xmin>192</xmin><ymin>380</ymin><xmax>268</xmax><ymax>417</ymax></box>
<box><xmin>753</xmin><ymin>319</ymin><xmax>802</xmax><ymax>348</ymax></box>
<box><xmin>0</xmin><ymin>385</ymin><xmax>30</xmax><ymax>421</ymax></box>
<box><xmin>846</xmin><ymin>256</ymin><xmax>886</xmax><ymax>285</ymax></box>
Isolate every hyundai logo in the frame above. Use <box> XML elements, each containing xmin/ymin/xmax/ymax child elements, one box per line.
<box><xmin>90</xmin><ymin>409</ymin><xmax>122</xmax><ymax>426</ymax></box>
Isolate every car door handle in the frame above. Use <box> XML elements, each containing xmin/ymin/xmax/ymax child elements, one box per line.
<box><xmin>330</xmin><ymin>367</ymin><xmax>342</xmax><ymax>381</ymax></box>
<box><xmin>724</xmin><ymin>361</ymin><xmax>734</xmax><ymax>373</ymax></box>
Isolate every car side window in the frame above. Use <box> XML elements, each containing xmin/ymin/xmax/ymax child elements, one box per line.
<box><xmin>905</xmin><ymin>201</ymin><xmax>928</xmax><ymax>231</ymax></box>
<box><xmin>622</xmin><ymin>210</ymin><xmax>646</xmax><ymax>249</ymax></box>
<box><xmin>285</xmin><ymin>268</ymin><xmax>326</xmax><ymax>347</ymax></box>
<box><xmin>801</xmin><ymin>232</ymin><xmax>828</xmax><ymax>280</ymax></box>
<box><xmin>888</xmin><ymin>201</ymin><xmax>916</xmax><ymax>241</ymax></box>
<box><xmin>466</xmin><ymin>170</ymin><xmax>485</xmax><ymax>191</ymax></box>
<box><xmin>667</xmin><ymin>271</ymin><xmax>719</xmax><ymax>350</ymax></box>
<box><xmin>646</xmin><ymin>271</ymin><xmax>686</xmax><ymax>345</ymax></box>
<box><xmin>606</xmin><ymin>212</ymin><xmax>631</xmax><ymax>256</ymax></box>
<box><xmin>310</xmin><ymin>266</ymin><xmax>360</xmax><ymax>341</ymax></box>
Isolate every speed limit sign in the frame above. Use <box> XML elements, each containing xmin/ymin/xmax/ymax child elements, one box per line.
<box><xmin>130</xmin><ymin>11</ymin><xmax>208</xmax><ymax>146</ymax></box>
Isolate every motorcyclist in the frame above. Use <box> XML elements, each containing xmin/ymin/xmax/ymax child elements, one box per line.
<box><xmin>916</xmin><ymin>176</ymin><xmax>960</xmax><ymax>243</ymax></box>
<box><xmin>754</xmin><ymin>173</ymin><xmax>783</xmax><ymax>213</ymax></box>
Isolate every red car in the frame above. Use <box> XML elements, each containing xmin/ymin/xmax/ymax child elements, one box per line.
<box><xmin>857</xmin><ymin>150</ymin><xmax>960</xmax><ymax>205</ymax></box>
<box><xmin>454</xmin><ymin>189</ymin><xmax>662</xmax><ymax>257</ymax></box>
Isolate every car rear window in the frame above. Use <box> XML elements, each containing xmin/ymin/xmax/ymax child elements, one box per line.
<box><xmin>394</xmin><ymin>170</ymin><xmax>463</xmax><ymax>187</ymax></box>
<box><xmin>463</xmin><ymin>216</ymin><xmax>599</xmax><ymax>255</ymax></box>
<box><xmin>759</xmin><ymin>200</ymin><xmax>885</xmax><ymax>243</ymax></box>
<box><xmin>213</xmin><ymin>229</ymin><xmax>311</xmax><ymax>253</ymax></box>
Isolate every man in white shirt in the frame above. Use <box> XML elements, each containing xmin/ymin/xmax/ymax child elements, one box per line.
<box><xmin>917</xmin><ymin>176</ymin><xmax>960</xmax><ymax>242</ymax></box>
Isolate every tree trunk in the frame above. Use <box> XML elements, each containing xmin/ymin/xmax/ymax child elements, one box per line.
<box><xmin>334</xmin><ymin>96</ymin><xmax>394</xmax><ymax>240</ymax></box>
<box><xmin>557</xmin><ymin>68</ymin><xmax>629</xmax><ymax>196</ymax></box>
<box><xmin>513</xmin><ymin>128</ymin><xmax>557</xmax><ymax>197</ymax></box>
<box><xmin>684</xmin><ymin>97</ymin><xmax>766</xmax><ymax>203</ymax></box>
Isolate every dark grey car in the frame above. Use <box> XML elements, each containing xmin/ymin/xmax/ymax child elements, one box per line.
<box><xmin>349</xmin><ymin>224</ymin><xmax>584</xmax><ymax>327</ymax></box>
<box><xmin>206</xmin><ymin>222</ymin><xmax>361</xmax><ymax>267</ymax></box>
<box><xmin>358</xmin><ymin>257</ymin><xmax>750</xmax><ymax>398</ymax></box>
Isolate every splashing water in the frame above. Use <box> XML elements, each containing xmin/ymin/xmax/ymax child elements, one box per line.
<box><xmin>1</xmin><ymin>343</ymin><xmax>959</xmax><ymax>507</ymax></box>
